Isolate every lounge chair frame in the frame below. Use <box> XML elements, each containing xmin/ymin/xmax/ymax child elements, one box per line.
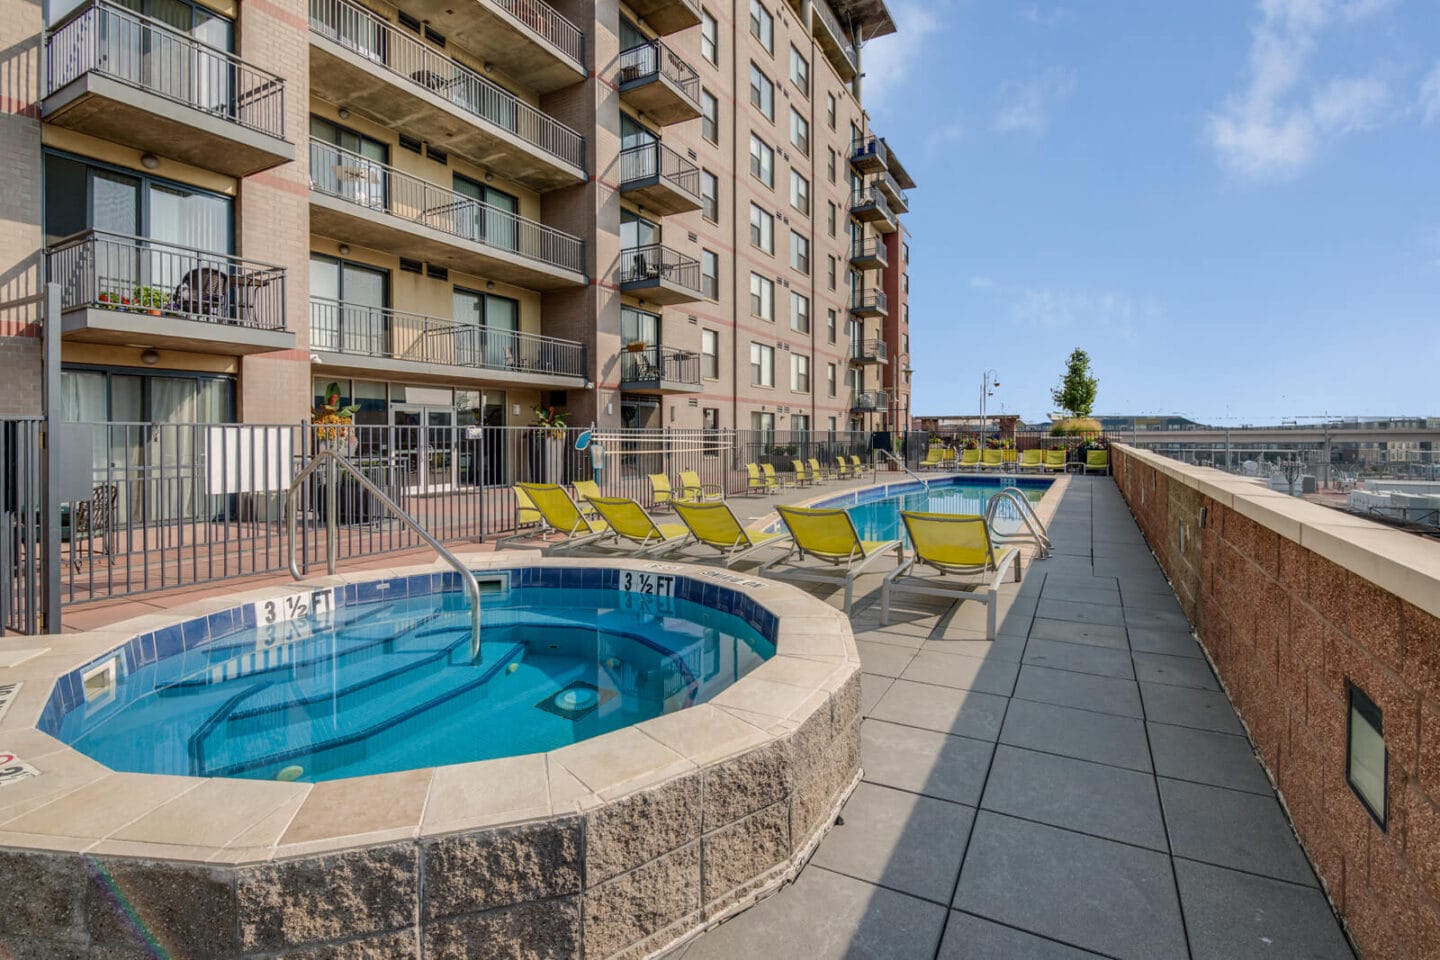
<box><xmin>760</xmin><ymin>505</ymin><xmax>903</xmax><ymax>612</ymax></box>
<box><xmin>880</xmin><ymin>513</ymin><xmax>1022</xmax><ymax>639</ymax></box>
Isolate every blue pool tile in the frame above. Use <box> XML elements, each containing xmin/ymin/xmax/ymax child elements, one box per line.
<box><xmin>153</xmin><ymin>625</ymin><xmax>185</xmax><ymax>660</ymax></box>
<box><xmin>181</xmin><ymin>617</ymin><xmax>210</xmax><ymax>651</ymax></box>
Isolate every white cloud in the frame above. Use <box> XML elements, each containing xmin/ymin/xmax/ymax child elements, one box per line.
<box><xmin>1421</xmin><ymin>63</ymin><xmax>1440</xmax><ymax>125</ymax></box>
<box><xmin>859</xmin><ymin>1</ymin><xmax>942</xmax><ymax>111</ymax></box>
<box><xmin>994</xmin><ymin>67</ymin><xmax>1077</xmax><ymax>134</ymax></box>
<box><xmin>1019</xmin><ymin>4</ymin><xmax>1067</xmax><ymax>27</ymax></box>
<box><xmin>968</xmin><ymin>276</ymin><xmax>994</xmax><ymax>289</ymax></box>
<box><xmin>1205</xmin><ymin>0</ymin><xmax>1397</xmax><ymax>179</ymax></box>
<box><xmin>1003</xmin><ymin>287</ymin><xmax>1159</xmax><ymax>343</ymax></box>
<box><xmin>922</xmin><ymin>122</ymin><xmax>965</xmax><ymax>160</ymax></box>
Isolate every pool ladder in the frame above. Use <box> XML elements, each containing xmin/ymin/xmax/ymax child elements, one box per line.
<box><xmin>985</xmin><ymin>487</ymin><xmax>1052</xmax><ymax>560</ymax></box>
<box><xmin>286</xmin><ymin>449</ymin><xmax>483</xmax><ymax>660</ymax></box>
<box><xmin>872</xmin><ymin>448</ymin><xmax>931</xmax><ymax>490</ymax></box>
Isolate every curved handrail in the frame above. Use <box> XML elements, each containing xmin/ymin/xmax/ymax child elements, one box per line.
<box><xmin>286</xmin><ymin>449</ymin><xmax>483</xmax><ymax>660</ymax></box>
<box><xmin>985</xmin><ymin>487</ymin><xmax>1051</xmax><ymax>559</ymax></box>
<box><xmin>873</xmin><ymin>448</ymin><xmax>929</xmax><ymax>490</ymax></box>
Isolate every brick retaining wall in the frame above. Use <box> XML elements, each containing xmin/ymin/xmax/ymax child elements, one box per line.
<box><xmin>1112</xmin><ymin>444</ymin><xmax>1440</xmax><ymax>960</ymax></box>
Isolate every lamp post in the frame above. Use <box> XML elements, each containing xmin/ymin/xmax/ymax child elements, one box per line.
<box><xmin>979</xmin><ymin>368</ymin><xmax>1000</xmax><ymax>438</ymax></box>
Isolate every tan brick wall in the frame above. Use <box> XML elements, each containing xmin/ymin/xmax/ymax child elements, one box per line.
<box><xmin>1114</xmin><ymin>444</ymin><xmax>1440</xmax><ymax>960</ymax></box>
<box><xmin>0</xmin><ymin>0</ymin><xmax>45</xmax><ymax>416</ymax></box>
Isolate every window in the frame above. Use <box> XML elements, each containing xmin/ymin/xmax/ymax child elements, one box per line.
<box><xmin>827</xmin><ymin>147</ymin><xmax>836</xmax><ymax>183</ymax></box>
<box><xmin>749</xmin><ymin>0</ymin><xmax>773</xmax><ymax>52</ymax></box>
<box><xmin>749</xmin><ymin>135</ymin><xmax>774</xmax><ymax>187</ymax></box>
<box><xmin>749</xmin><ymin>273</ymin><xmax>773</xmax><ymax>320</ymax></box>
<box><xmin>791</xmin><ymin>353</ymin><xmax>810</xmax><ymax>392</ymax></box>
<box><xmin>703</xmin><ymin>407</ymin><xmax>720</xmax><ymax>431</ymax></box>
<box><xmin>701</xmin><ymin>89</ymin><xmax>719</xmax><ymax>144</ymax></box>
<box><xmin>827</xmin><ymin>201</ymin><xmax>836</xmax><ymax>236</ymax></box>
<box><xmin>749</xmin><ymin>63</ymin><xmax>774</xmax><ymax>120</ymax></box>
<box><xmin>904</xmin><ymin>272</ymin><xmax>910</xmax><ymax>294</ymax></box>
<box><xmin>827</xmin><ymin>309</ymin><xmax>837</xmax><ymax>342</ymax></box>
<box><xmin>702</xmin><ymin>329</ymin><xmax>719</xmax><ymax>378</ymax></box>
<box><xmin>828</xmin><ymin>415</ymin><xmax>837</xmax><ymax>436</ymax></box>
<box><xmin>752</xmin><ymin>410</ymin><xmax>775</xmax><ymax>442</ymax></box>
<box><xmin>790</xmin><ymin>171</ymin><xmax>809</xmax><ymax>215</ymax></box>
<box><xmin>701</xmin><ymin>249</ymin><xmax>719</xmax><ymax>299</ymax></box>
<box><xmin>904</xmin><ymin>241</ymin><xmax>911</xmax><ymax>264</ymax></box>
<box><xmin>749</xmin><ymin>204</ymin><xmax>773</xmax><ymax>253</ymax></box>
<box><xmin>701</xmin><ymin>8</ymin><xmax>718</xmax><ymax>64</ymax></box>
<box><xmin>751</xmin><ymin>342</ymin><xmax>774</xmax><ymax>386</ymax></box>
<box><xmin>790</xmin><ymin>232</ymin><xmax>809</xmax><ymax>274</ymax></box>
<box><xmin>792</xmin><ymin>413</ymin><xmax>810</xmax><ymax>433</ymax></box>
<box><xmin>826</xmin><ymin>256</ymin><xmax>836</xmax><ymax>290</ymax></box>
<box><xmin>790</xmin><ymin>291</ymin><xmax>810</xmax><ymax>332</ymax></box>
<box><xmin>827</xmin><ymin>92</ymin><xmax>837</xmax><ymax>129</ymax></box>
<box><xmin>701</xmin><ymin>169</ymin><xmax>719</xmax><ymax>222</ymax></box>
<box><xmin>790</xmin><ymin>46</ymin><xmax>809</xmax><ymax>94</ymax></box>
<box><xmin>790</xmin><ymin>109</ymin><xmax>810</xmax><ymax>155</ymax></box>
<box><xmin>827</xmin><ymin>362</ymin><xmax>837</xmax><ymax>396</ymax></box>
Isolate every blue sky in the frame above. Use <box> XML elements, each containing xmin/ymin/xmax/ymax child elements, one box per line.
<box><xmin>862</xmin><ymin>0</ymin><xmax>1440</xmax><ymax>425</ymax></box>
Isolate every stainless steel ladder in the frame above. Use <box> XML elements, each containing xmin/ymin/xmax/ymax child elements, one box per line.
<box><xmin>286</xmin><ymin>448</ymin><xmax>483</xmax><ymax>660</ymax></box>
<box><xmin>873</xmin><ymin>448</ymin><xmax>931</xmax><ymax>490</ymax></box>
<box><xmin>985</xmin><ymin>487</ymin><xmax>1052</xmax><ymax>559</ymax></box>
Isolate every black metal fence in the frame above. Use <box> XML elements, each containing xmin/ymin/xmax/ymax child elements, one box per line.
<box><xmin>617</xmin><ymin>38</ymin><xmax>699</xmax><ymax>104</ymax></box>
<box><xmin>618</xmin><ymin>142</ymin><xmax>700</xmax><ymax>197</ymax></box>
<box><xmin>1</xmin><ymin>419</ymin><xmax>46</xmax><ymax>635</ymax></box>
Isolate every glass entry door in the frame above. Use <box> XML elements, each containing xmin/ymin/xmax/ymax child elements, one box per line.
<box><xmin>391</xmin><ymin>405</ymin><xmax>455</xmax><ymax>491</ymax></box>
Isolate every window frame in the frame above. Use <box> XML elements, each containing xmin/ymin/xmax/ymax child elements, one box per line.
<box><xmin>749</xmin><ymin>204</ymin><xmax>774</xmax><ymax>254</ymax></box>
<box><xmin>749</xmin><ymin>63</ymin><xmax>774</xmax><ymax>121</ymax></box>
<box><xmin>791</xmin><ymin>352</ymin><xmax>810</xmax><ymax>392</ymax></box>
<box><xmin>749</xmin><ymin>0</ymin><xmax>773</xmax><ymax>53</ymax></box>
<box><xmin>790</xmin><ymin>290</ymin><xmax>810</xmax><ymax>333</ymax></box>
<box><xmin>701</xmin><ymin>8</ymin><xmax>718</xmax><ymax>64</ymax></box>
<box><xmin>749</xmin><ymin>273</ymin><xmax>774</xmax><ymax>321</ymax></box>
<box><xmin>700</xmin><ymin>169</ymin><xmax>719</xmax><ymax>222</ymax></box>
<box><xmin>790</xmin><ymin>232</ymin><xmax>809</xmax><ymax>274</ymax></box>
<box><xmin>701</xmin><ymin>248</ymin><xmax>719</xmax><ymax>300</ymax></box>
<box><xmin>750</xmin><ymin>341</ymin><xmax>775</xmax><ymax>387</ymax></box>
<box><xmin>790</xmin><ymin>108</ymin><xmax>810</xmax><ymax>156</ymax></box>
<box><xmin>790</xmin><ymin>170</ymin><xmax>809</xmax><ymax>216</ymax></box>
<box><xmin>789</xmin><ymin>45</ymin><xmax>809</xmax><ymax>95</ymax></box>
<box><xmin>700</xmin><ymin>89</ymin><xmax>719</xmax><ymax>144</ymax></box>
<box><xmin>748</xmin><ymin>135</ymin><xmax>774</xmax><ymax>188</ymax></box>
<box><xmin>701</xmin><ymin>328</ymin><xmax>720</xmax><ymax>379</ymax></box>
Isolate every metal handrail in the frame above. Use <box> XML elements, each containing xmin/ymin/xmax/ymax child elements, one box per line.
<box><xmin>873</xmin><ymin>447</ymin><xmax>928</xmax><ymax>489</ymax></box>
<box><xmin>286</xmin><ymin>448</ymin><xmax>482</xmax><ymax>659</ymax></box>
<box><xmin>986</xmin><ymin>487</ymin><xmax>1052</xmax><ymax>559</ymax></box>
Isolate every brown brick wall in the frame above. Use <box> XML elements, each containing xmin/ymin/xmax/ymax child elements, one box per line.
<box><xmin>1113</xmin><ymin>445</ymin><xmax>1440</xmax><ymax>960</ymax></box>
<box><xmin>0</xmin><ymin>0</ymin><xmax>44</xmax><ymax>417</ymax></box>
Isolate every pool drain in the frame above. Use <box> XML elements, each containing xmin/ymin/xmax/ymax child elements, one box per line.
<box><xmin>535</xmin><ymin>681</ymin><xmax>613</xmax><ymax>721</ymax></box>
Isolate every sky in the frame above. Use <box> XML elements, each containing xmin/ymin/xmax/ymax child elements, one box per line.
<box><xmin>860</xmin><ymin>0</ymin><xmax>1440</xmax><ymax>425</ymax></box>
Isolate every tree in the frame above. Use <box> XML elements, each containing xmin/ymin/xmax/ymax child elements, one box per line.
<box><xmin>1051</xmin><ymin>349</ymin><xmax>1098</xmax><ymax>418</ymax></box>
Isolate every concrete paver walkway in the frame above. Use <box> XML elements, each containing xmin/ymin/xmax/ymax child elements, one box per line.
<box><xmin>673</xmin><ymin>476</ymin><xmax>1355</xmax><ymax>960</ymax></box>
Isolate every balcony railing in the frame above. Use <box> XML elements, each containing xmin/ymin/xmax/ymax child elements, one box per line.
<box><xmin>489</xmin><ymin>0</ymin><xmax>584</xmax><ymax>68</ymax></box>
<box><xmin>310</xmin><ymin>298</ymin><xmax>585</xmax><ymax>377</ymax></box>
<box><xmin>619</xmin><ymin>244</ymin><xmax>701</xmax><ymax>293</ymax></box>
<box><xmin>849</xmin><ymin>288</ymin><xmax>888</xmax><ymax>314</ymax></box>
<box><xmin>47</xmin><ymin>229</ymin><xmax>287</xmax><ymax>330</ymax></box>
<box><xmin>618</xmin><ymin>142</ymin><xmax>700</xmax><ymax>195</ymax></box>
<box><xmin>620</xmin><ymin>344</ymin><xmax>701</xmax><ymax>387</ymax></box>
<box><xmin>850</xmin><ymin>135</ymin><xmax>889</xmax><ymax>170</ymax></box>
<box><xmin>851</xmin><ymin>187</ymin><xmax>894</xmax><ymax>220</ymax></box>
<box><xmin>852</xmin><ymin>390</ymin><xmax>889</xmax><ymax>412</ymax></box>
<box><xmin>872</xmin><ymin>172</ymin><xmax>909</xmax><ymax>208</ymax></box>
<box><xmin>310</xmin><ymin>139</ymin><xmax>584</xmax><ymax>274</ymax></box>
<box><xmin>309</xmin><ymin>0</ymin><xmax>585</xmax><ymax>170</ymax></box>
<box><xmin>617</xmin><ymin>38</ymin><xmax>699</xmax><ymax>104</ymax></box>
<box><xmin>850</xmin><ymin>338</ymin><xmax>888</xmax><ymax>363</ymax></box>
<box><xmin>811</xmin><ymin>0</ymin><xmax>858</xmax><ymax>75</ymax></box>
<box><xmin>46</xmin><ymin>0</ymin><xmax>286</xmax><ymax>139</ymax></box>
<box><xmin>850</xmin><ymin>237</ymin><xmax>888</xmax><ymax>266</ymax></box>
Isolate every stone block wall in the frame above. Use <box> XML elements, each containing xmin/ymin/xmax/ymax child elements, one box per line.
<box><xmin>1113</xmin><ymin>444</ymin><xmax>1440</xmax><ymax>960</ymax></box>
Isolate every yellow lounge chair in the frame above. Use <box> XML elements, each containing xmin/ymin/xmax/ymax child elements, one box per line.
<box><xmin>1042</xmin><ymin>449</ymin><xmax>1068</xmax><ymax>473</ymax></box>
<box><xmin>791</xmin><ymin>459</ymin><xmax>813</xmax><ymax>486</ymax></box>
<box><xmin>506</xmin><ymin>483</ymin><xmax>609</xmax><ymax>551</ymax></box>
<box><xmin>850</xmin><ymin>455</ymin><xmax>864</xmax><ymax>472</ymax></box>
<box><xmin>746</xmin><ymin>462</ymin><xmax>776</xmax><ymax>495</ymax></box>
<box><xmin>679</xmin><ymin>469</ymin><xmax>724</xmax><ymax>502</ymax></box>
<box><xmin>919</xmin><ymin>448</ymin><xmax>944</xmax><ymax>471</ymax></box>
<box><xmin>959</xmin><ymin>449</ymin><xmax>981</xmax><ymax>470</ymax></box>
<box><xmin>514</xmin><ymin>486</ymin><xmax>541</xmax><ymax>528</ymax></box>
<box><xmin>586</xmin><ymin>496</ymin><xmax>691</xmax><ymax>554</ymax></box>
<box><xmin>1003</xmin><ymin>449</ymin><xmax>1019</xmax><ymax>465</ymax></box>
<box><xmin>763</xmin><ymin>462</ymin><xmax>794</xmax><ymax>489</ymax></box>
<box><xmin>572</xmin><ymin>479</ymin><xmax>602</xmax><ymax>517</ymax></box>
<box><xmin>979</xmin><ymin>449</ymin><xmax>1004</xmax><ymax>471</ymax></box>
<box><xmin>760</xmin><ymin>505</ymin><xmax>903</xmax><ymax>612</ymax></box>
<box><xmin>671</xmin><ymin>500</ymin><xmax>792</xmax><ymax>566</ymax></box>
<box><xmin>881</xmin><ymin>511</ymin><xmax>1022</xmax><ymax>638</ymax></box>
<box><xmin>836</xmin><ymin>456</ymin><xmax>852</xmax><ymax>478</ymax></box>
<box><xmin>1085</xmin><ymin>449</ymin><xmax>1110</xmax><ymax>475</ymax></box>
<box><xmin>808</xmin><ymin>458</ymin><xmax>835</xmax><ymax>482</ymax></box>
<box><xmin>1018</xmin><ymin>449</ymin><xmax>1044</xmax><ymax>472</ymax></box>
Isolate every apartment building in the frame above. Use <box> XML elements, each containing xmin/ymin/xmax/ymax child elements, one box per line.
<box><xmin>0</xmin><ymin>0</ymin><xmax>915</xmax><ymax>445</ymax></box>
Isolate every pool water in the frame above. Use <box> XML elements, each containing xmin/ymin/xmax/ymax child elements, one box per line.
<box><xmin>815</xmin><ymin>477</ymin><xmax>1050</xmax><ymax>544</ymax></box>
<box><xmin>53</xmin><ymin>579</ymin><xmax>775</xmax><ymax>782</ymax></box>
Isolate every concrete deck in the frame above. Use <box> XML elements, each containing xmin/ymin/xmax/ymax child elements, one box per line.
<box><xmin>670</xmin><ymin>476</ymin><xmax>1356</xmax><ymax>960</ymax></box>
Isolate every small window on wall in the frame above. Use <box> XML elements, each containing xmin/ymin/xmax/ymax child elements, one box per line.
<box><xmin>701</xmin><ymin>329</ymin><xmax>719</xmax><ymax>378</ymax></box>
<box><xmin>1348</xmin><ymin>683</ymin><xmax>1387</xmax><ymax>828</ymax></box>
<box><xmin>701</xmin><ymin>8</ymin><xmax>719</xmax><ymax>64</ymax></box>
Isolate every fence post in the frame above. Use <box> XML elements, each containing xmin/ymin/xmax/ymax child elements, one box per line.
<box><xmin>41</xmin><ymin>283</ymin><xmax>62</xmax><ymax>633</ymax></box>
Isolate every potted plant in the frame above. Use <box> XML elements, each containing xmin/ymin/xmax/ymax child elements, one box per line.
<box><xmin>312</xmin><ymin>382</ymin><xmax>362</xmax><ymax>448</ymax></box>
<box><xmin>132</xmin><ymin>286</ymin><xmax>167</xmax><ymax>316</ymax></box>
<box><xmin>98</xmin><ymin>290</ymin><xmax>131</xmax><ymax>311</ymax></box>
<box><xmin>533</xmin><ymin>405</ymin><xmax>568</xmax><ymax>483</ymax></box>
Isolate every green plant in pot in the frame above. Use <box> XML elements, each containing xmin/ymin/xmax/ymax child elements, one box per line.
<box><xmin>133</xmin><ymin>286</ymin><xmax>167</xmax><ymax>315</ymax></box>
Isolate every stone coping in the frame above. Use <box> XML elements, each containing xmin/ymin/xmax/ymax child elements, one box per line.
<box><xmin>1115</xmin><ymin>443</ymin><xmax>1440</xmax><ymax>620</ymax></box>
<box><xmin>0</xmin><ymin>552</ymin><xmax>858</xmax><ymax>867</ymax></box>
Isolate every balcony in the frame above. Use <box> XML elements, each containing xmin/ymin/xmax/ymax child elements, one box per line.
<box><xmin>851</xmin><ymin>390</ymin><xmax>889</xmax><ymax>412</ymax></box>
<box><xmin>849</xmin><ymin>338</ymin><xmax>888</xmax><ymax>365</ymax></box>
<box><xmin>882</xmin><ymin>137</ymin><xmax>917</xmax><ymax>190</ymax></box>
<box><xmin>619</xmin><ymin>344</ymin><xmax>700</xmax><ymax>393</ymax></box>
<box><xmin>46</xmin><ymin>230</ymin><xmax>292</xmax><ymax>355</ymax></box>
<box><xmin>309</xmin><ymin>139</ymin><xmax>586</xmax><ymax>290</ymax></box>
<box><xmin>849</xmin><ymin>135</ymin><xmax>889</xmax><ymax>175</ymax></box>
<box><xmin>849</xmin><ymin>288</ymin><xmax>888</xmax><ymax>317</ymax></box>
<box><xmin>618</xmin><ymin>244</ymin><xmax>703</xmax><ymax>304</ymax></box>
<box><xmin>617</xmin><ymin>39</ymin><xmax>701</xmax><ymax>126</ymax></box>
<box><xmin>623</xmin><ymin>0</ymin><xmax>700</xmax><ymax>36</ymax></box>
<box><xmin>872</xmin><ymin>173</ymin><xmax>909</xmax><ymax>214</ymax></box>
<box><xmin>618</xmin><ymin>143</ymin><xmax>701</xmax><ymax>216</ymax></box>
<box><xmin>851</xmin><ymin>187</ymin><xmax>897</xmax><ymax>232</ymax></box>
<box><xmin>391</xmin><ymin>0</ymin><xmax>585</xmax><ymax>94</ymax></box>
<box><xmin>309</xmin><ymin>0</ymin><xmax>585</xmax><ymax>191</ymax></box>
<box><xmin>810</xmin><ymin>0</ymin><xmax>857</xmax><ymax>81</ymax></box>
<box><xmin>850</xmin><ymin>237</ymin><xmax>888</xmax><ymax>270</ymax></box>
<box><xmin>310</xmin><ymin>298</ymin><xmax>585</xmax><ymax>385</ymax></box>
<box><xmin>42</xmin><ymin>0</ymin><xmax>292</xmax><ymax>177</ymax></box>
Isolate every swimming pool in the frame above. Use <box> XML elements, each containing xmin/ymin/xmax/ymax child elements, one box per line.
<box><xmin>808</xmin><ymin>476</ymin><xmax>1051</xmax><ymax>543</ymax></box>
<box><xmin>44</xmin><ymin>568</ymin><xmax>776</xmax><ymax>782</ymax></box>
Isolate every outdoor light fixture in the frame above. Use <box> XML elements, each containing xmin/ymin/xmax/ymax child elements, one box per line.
<box><xmin>140</xmin><ymin>153</ymin><xmax>159</xmax><ymax>170</ymax></box>
<box><xmin>338</xmin><ymin>244</ymin><xmax>350</xmax><ymax>255</ymax></box>
<box><xmin>338</xmin><ymin>108</ymin><xmax>350</xmax><ymax>120</ymax></box>
<box><xmin>486</xmin><ymin>281</ymin><xmax>495</xmax><ymax>290</ymax></box>
<box><xmin>1347</xmin><ymin>682</ymin><xmax>1387</xmax><ymax>828</ymax></box>
<box><xmin>140</xmin><ymin>349</ymin><xmax>160</xmax><ymax>365</ymax></box>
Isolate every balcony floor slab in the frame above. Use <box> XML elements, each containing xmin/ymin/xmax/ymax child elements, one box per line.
<box><xmin>60</xmin><ymin>307</ymin><xmax>295</xmax><ymax>356</ymax></box>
